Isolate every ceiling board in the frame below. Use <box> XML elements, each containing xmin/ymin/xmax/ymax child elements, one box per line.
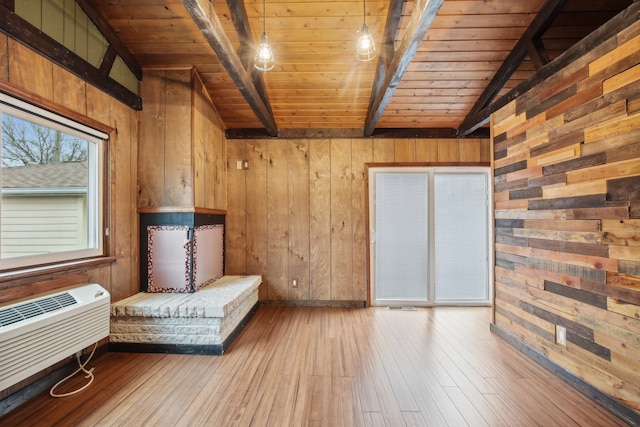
<box><xmin>88</xmin><ymin>0</ymin><xmax>633</xmax><ymax>134</ymax></box>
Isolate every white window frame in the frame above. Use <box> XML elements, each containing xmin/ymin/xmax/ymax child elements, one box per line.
<box><xmin>0</xmin><ymin>93</ymin><xmax>107</xmax><ymax>270</ymax></box>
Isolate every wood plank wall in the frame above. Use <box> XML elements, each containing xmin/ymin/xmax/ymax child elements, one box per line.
<box><xmin>0</xmin><ymin>35</ymin><xmax>139</xmax><ymax>399</ymax></box>
<box><xmin>0</xmin><ymin>36</ymin><xmax>139</xmax><ymax>303</ymax></box>
<box><xmin>491</xmin><ymin>17</ymin><xmax>640</xmax><ymax>412</ymax></box>
<box><xmin>193</xmin><ymin>72</ymin><xmax>226</xmax><ymax>210</ymax></box>
<box><xmin>138</xmin><ymin>69</ymin><xmax>226</xmax><ymax>211</ymax></box>
<box><xmin>226</xmin><ymin>138</ymin><xmax>490</xmax><ymax>303</ymax></box>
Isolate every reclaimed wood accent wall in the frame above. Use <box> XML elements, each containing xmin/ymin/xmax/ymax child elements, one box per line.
<box><xmin>0</xmin><ymin>36</ymin><xmax>139</xmax><ymax>304</ymax></box>
<box><xmin>138</xmin><ymin>69</ymin><xmax>226</xmax><ymax>211</ymax></box>
<box><xmin>226</xmin><ymin>138</ymin><xmax>490</xmax><ymax>303</ymax></box>
<box><xmin>491</xmin><ymin>17</ymin><xmax>640</xmax><ymax>412</ymax></box>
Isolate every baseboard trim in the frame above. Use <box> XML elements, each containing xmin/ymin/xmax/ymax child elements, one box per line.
<box><xmin>490</xmin><ymin>322</ymin><xmax>640</xmax><ymax>426</ymax></box>
<box><xmin>108</xmin><ymin>342</ymin><xmax>223</xmax><ymax>355</ymax></box>
<box><xmin>260</xmin><ymin>300</ymin><xmax>366</xmax><ymax>308</ymax></box>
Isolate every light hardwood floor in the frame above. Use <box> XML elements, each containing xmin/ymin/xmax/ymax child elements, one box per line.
<box><xmin>0</xmin><ymin>306</ymin><xmax>630</xmax><ymax>426</ymax></box>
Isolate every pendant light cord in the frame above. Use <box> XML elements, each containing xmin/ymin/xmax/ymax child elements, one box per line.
<box><xmin>262</xmin><ymin>0</ymin><xmax>267</xmax><ymax>36</ymax></box>
<box><xmin>363</xmin><ymin>0</ymin><xmax>366</xmax><ymax>25</ymax></box>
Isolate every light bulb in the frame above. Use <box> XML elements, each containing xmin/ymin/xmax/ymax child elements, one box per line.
<box><xmin>356</xmin><ymin>24</ymin><xmax>376</xmax><ymax>62</ymax></box>
<box><xmin>254</xmin><ymin>34</ymin><xmax>275</xmax><ymax>72</ymax></box>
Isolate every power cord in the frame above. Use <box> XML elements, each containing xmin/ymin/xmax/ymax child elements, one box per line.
<box><xmin>49</xmin><ymin>343</ymin><xmax>98</xmax><ymax>398</ymax></box>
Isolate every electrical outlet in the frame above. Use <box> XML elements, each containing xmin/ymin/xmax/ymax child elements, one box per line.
<box><xmin>556</xmin><ymin>325</ymin><xmax>567</xmax><ymax>346</ymax></box>
<box><xmin>236</xmin><ymin>160</ymin><xmax>243</xmax><ymax>170</ymax></box>
<box><xmin>292</xmin><ymin>278</ymin><xmax>298</xmax><ymax>288</ymax></box>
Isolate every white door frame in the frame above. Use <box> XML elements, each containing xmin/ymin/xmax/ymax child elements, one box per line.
<box><xmin>368</xmin><ymin>166</ymin><xmax>493</xmax><ymax>306</ymax></box>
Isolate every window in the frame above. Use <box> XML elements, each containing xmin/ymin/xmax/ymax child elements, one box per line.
<box><xmin>0</xmin><ymin>93</ymin><xmax>106</xmax><ymax>270</ymax></box>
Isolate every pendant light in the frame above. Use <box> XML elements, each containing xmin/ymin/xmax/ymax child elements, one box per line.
<box><xmin>356</xmin><ymin>0</ymin><xmax>376</xmax><ymax>61</ymax></box>
<box><xmin>254</xmin><ymin>0</ymin><xmax>275</xmax><ymax>72</ymax></box>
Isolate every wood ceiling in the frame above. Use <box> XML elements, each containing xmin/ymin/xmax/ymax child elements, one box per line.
<box><xmin>88</xmin><ymin>0</ymin><xmax>632</xmax><ymax>137</ymax></box>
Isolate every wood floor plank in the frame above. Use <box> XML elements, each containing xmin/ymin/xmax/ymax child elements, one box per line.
<box><xmin>76</xmin><ymin>353</ymin><xmax>185</xmax><ymax>426</ymax></box>
<box><xmin>527</xmin><ymin>377</ymin><xmax>628</xmax><ymax>427</ymax></box>
<box><xmin>403</xmin><ymin>411</ymin><xmax>429</xmax><ymax>426</ymax></box>
<box><xmin>340</xmin><ymin>376</ymin><xmax>366</xmax><ymax>427</ymax></box>
<box><xmin>485</xmin><ymin>376</ymin><xmax>580</xmax><ymax>427</ymax></box>
<box><xmin>484</xmin><ymin>392</ymin><xmax>538</xmax><ymax>427</ymax></box>
<box><xmin>137</xmin><ymin>355</ymin><xmax>218</xmax><ymax>426</ymax></box>
<box><xmin>363</xmin><ymin>411</ymin><xmax>386</xmax><ymax>427</ymax></box>
<box><xmin>351</xmin><ymin>314</ymin><xmax>383</xmax><ymax>414</ymax></box>
<box><xmin>265</xmin><ymin>374</ymin><xmax>291</xmax><ymax>427</ymax></box>
<box><xmin>443</xmin><ymin>386</ymin><xmax>492</xmax><ymax>427</ymax></box>
<box><xmin>0</xmin><ymin>306</ymin><xmax>631</xmax><ymax>427</ymax></box>
<box><xmin>386</xmin><ymin>337</ymin><xmax>452</xmax><ymax>425</ymax></box>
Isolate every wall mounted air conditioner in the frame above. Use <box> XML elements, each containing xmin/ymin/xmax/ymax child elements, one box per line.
<box><xmin>0</xmin><ymin>284</ymin><xmax>110</xmax><ymax>390</ymax></box>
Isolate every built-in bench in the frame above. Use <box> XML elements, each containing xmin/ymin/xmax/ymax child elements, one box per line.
<box><xmin>109</xmin><ymin>275</ymin><xmax>261</xmax><ymax>355</ymax></box>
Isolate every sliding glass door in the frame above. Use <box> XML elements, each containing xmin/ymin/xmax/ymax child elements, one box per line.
<box><xmin>374</xmin><ymin>173</ymin><xmax>430</xmax><ymax>302</ymax></box>
<box><xmin>369</xmin><ymin>167</ymin><xmax>491</xmax><ymax>306</ymax></box>
<box><xmin>433</xmin><ymin>172</ymin><xmax>490</xmax><ymax>303</ymax></box>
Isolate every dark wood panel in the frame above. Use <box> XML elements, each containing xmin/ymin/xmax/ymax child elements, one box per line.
<box><xmin>528</xmin><ymin>172</ymin><xmax>567</xmax><ymax>188</ymax></box>
<box><xmin>495</xmin><ymin>304</ymin><xmax>556</xmax><ymax>342</ymax></box>
<box><xmin>582</xmin><ymin>277</ymin><xmax>640</xmax><ymax>305</ymax></box>
<box><xmin>566</xmin><ymin>331</ymin><xmax>612</xmax><ymax>360</ymax></box>
<box><xmin>497</xmin><ymin>251</ymin><xmax>529</xmax><ymax>266</ymax></box>
<box><xmin>519</xmin><ymin>300</ymin><xmax>595</xmax><ymax>340</ymax></box>
<box><xmin>526</xmin><ymin>84</ymin><xmax>577</xmax><ymax>118</ymax></box>
<box><xmin>495</xmin><ymin>160</ymin><xmax>529</xmax><ymax>177</ymax></box>
<box><xmin>543</xmin><ymin>153</ymin><xmax>607</xmax><ymax>176</ymax></box>
<box><xmin>510</xmin><ymin>187</ymin><xmax>543</xmax><ymax>200</ymax></box>
<box><xmin>530</xmin><ymin>131</ymin><xmax>584</xmax><ymax>158</ymax></box>
<box><xmin>494</xmin><ymin>132</ymin><xmax>528</xmax><ymax>153</ymax></box>
<box><xmin>496</xmin><ymin>234</ymin><xmax>530</xmax><ymax>247</ymax></box>
<box><xmin>528</xmin><ymin>238</ymin><xmax>609</xmax><ymax>258</ymax></box>
<box><xmin>496</xmin><ymin>219</ymin><xmax>525</xmax><ymax>228</ymax></box>
<box><xmin>607</xmin><ymin>176</ymin><xmax>640</xmax><ymax>201</ymax></box>
<box><xmin>529</xmin><ymin>258</ymin><xmax>607</xmax><ymax>283</ymax></box>
<box><xmin>528</xmin><ymin>194</ymin><xmax>607</xmax><ymax>210</ymax></box>
<box><xmin>496</xmin><ymin>258</ymin><xmax>516</xmax><ymax>271</ymax></box>
<box><xmin>618</xmin><ymin>260</ymin><xmax>640</xmax><ymax>276</ymax></box>
<box><xmin>544</xmin><ymin>280</ymin><xmax>608</xmax><ymax>308</ymax></box>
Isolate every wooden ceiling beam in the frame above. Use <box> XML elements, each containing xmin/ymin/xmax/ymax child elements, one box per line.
<box><xmin>364</xmin><ymin>0</ymin><xmax>445</xmax><ymax>137</ymax></box>
<box><xmin>99</xmin><ymin>44</ymin><xmax>118</xmax><ymax>75</ymax></box>
<box><xmin>226</xmin><ymin>0</ymin><xmax>253</xmax><ymax>68</ymax></box>
<box><xmin>226</xmin><ymin>0</ymin><xmax>274</xmax><ymax>120</ymax></box>
<box><xmin>0</xmin><ymin>4</ymin><xmax>141</xmax><ymax>110</ymax></box>
<box><xmin>182</xmin><ymin>0</ymin><xmax>278</xmax><ymax>136</ymax></box>
<box><xmin>527</xmin><ymin>38</ymin><xmax>551</xmax><ymax>71</ymax></box>
<box><xmin>459</xmin><ymin>1</ymin><xmax>640</xmax><ymax>138</ymax></box>
<box><xmin>226</xmin><ymin>127</ymin><xmax>491</xmax><ymax>140</ymax></box>
<box><xmin>369</xmin><ymin>0</ymin><xmax>405</xmax><ymax>108</ymax></box>
<box><xmin>457</xmin><ymin>0</ymin><xmax>567</xmax><ymax>136</ymax></box>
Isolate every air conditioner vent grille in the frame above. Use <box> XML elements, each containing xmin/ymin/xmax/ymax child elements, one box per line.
<box><xmin>0</xmin><ymin>293</ymin><xmax>78</xmax><ymax>327</ymax></box>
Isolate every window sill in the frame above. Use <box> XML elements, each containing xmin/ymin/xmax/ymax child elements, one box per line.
<box><xmin>0</xmin><ymin>257</ymin><xmax>116</xmax><ymax>285</ymax></box>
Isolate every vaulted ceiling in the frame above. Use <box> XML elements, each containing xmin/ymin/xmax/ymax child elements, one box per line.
<box><xmin>87</xmin><ymin>0</ymin><xmax>632</xmax><ymax>137</ymax></box>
